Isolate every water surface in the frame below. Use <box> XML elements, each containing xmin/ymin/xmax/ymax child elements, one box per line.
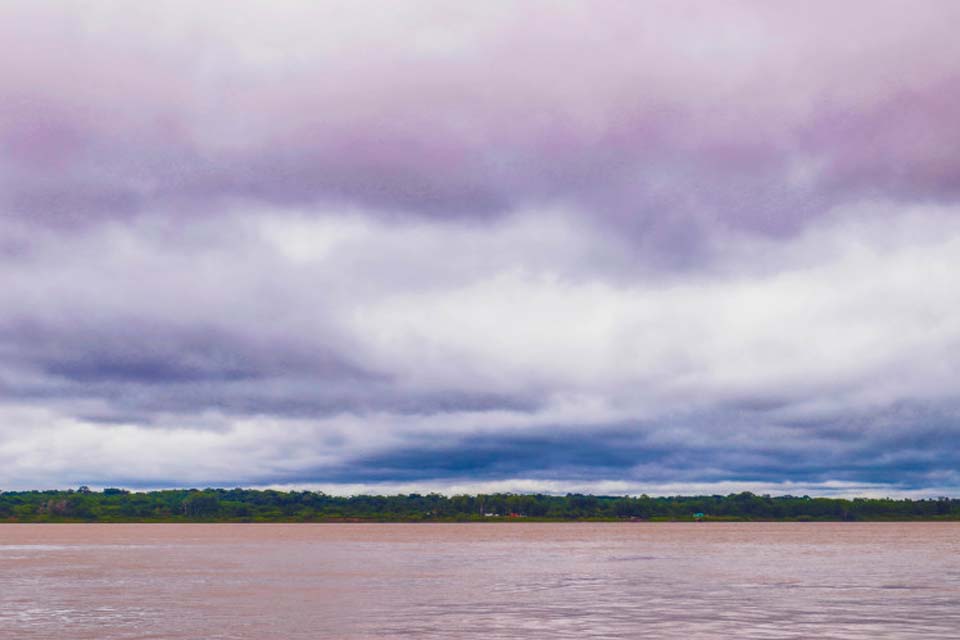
<box><xmin>1</xmin><ymin>523</ymin><xmax>958</xmax><ymax>639</ymax></box>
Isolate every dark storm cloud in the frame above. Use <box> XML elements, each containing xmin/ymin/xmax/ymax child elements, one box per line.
<box><xmin>10</xmin><ymin>321</ymin><xmax>364</xmax><ymax>384</ymax></box>
<box><xmin>0</xmin><ymin>315</ymin><xmax>541</xmax><ymax>425</ymax></box>
<box><xmin>285</xmin><ymin>404</ymin><xmax>960</xmax><ymax>492</ymax></box>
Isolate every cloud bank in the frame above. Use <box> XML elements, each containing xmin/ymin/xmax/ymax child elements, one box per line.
<box><xmin>2</xmin><ymin>1</ymin><xmax>959</xmax><ymax>495</ymax></box>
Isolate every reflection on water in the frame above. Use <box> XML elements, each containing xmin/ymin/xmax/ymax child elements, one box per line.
<box><xmin>1</xmin><ymin>523</ymin><xmax>958</xmax><ymax>639</ymax></box>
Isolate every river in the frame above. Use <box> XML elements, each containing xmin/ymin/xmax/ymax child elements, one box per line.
<box><xmin>1</xmin><ymin>522</ymin><xmax>958</xmax><ymax>638</ymax></box>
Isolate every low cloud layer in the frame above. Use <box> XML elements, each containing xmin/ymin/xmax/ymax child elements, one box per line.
<box><xmin>2</xmin><ymin>1</ymin><xmax>959</xmax><ymax>495</ymax></box>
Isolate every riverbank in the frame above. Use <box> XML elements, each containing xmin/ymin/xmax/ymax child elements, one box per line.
<box><xmin>2</xmin><ymin>488</ymin><xmax>958</xmax><ymax>523</ymax></box>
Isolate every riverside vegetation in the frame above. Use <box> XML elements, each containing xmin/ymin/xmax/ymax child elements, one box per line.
<box><xmin>1</xmin><ymin>488</ymin><xmax>958</xmax><ymax>522</ymax></box>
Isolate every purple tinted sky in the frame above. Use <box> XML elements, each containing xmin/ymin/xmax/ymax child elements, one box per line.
<box><xmin>2</xmin><ymin>1</ymin><xmax>959</xmax><ymax>496</ymax></box>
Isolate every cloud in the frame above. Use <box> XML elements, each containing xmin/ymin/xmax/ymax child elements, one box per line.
<box><xmin>1</xmin><ymin>201</ymin><xmax>959</xmax><ymax>493</ymax></box>
<box><xmin>1</xmin><ymin>1</ymin><xmax>959</xmax><ymax>494</ymax></box>
<box><xmin>3</xmin><ymin>2</ymin><xmax>960</xmax><ymax>247</ymax></box>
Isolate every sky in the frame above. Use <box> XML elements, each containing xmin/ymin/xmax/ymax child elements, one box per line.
<box><xmin>2</xmin><ymin>1</ymin><xmax>959</xmax><ymax>497</ymax></box>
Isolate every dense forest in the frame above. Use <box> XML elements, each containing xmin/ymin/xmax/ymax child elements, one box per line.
<box><xmin>1</xmin><ymin>488</ymin><xmax>958</xmax><ymax>522</ymax></box>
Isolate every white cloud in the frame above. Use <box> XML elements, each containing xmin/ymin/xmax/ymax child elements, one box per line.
<box><xmin>2</xmin><ymin>201</ymin><xmax>959</xmax><ymax>489</ymax></box>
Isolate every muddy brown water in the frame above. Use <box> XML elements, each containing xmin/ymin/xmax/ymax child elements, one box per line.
<box><xmin>1</xmin><ymin>523</ymin><xmax>958</xmax><ymax>639</ymax></box>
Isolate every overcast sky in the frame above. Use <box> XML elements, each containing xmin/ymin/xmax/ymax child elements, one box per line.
<box><xmin>2</xmin><ymin>1</ymin><xmax>959</xmax><ymax>496</ymax></box>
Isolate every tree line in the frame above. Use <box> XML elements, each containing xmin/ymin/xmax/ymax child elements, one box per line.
<box><xmin>0</xmin><ymin>488</ymin><xmax>958</xmax><ymax>522</ymax></box>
